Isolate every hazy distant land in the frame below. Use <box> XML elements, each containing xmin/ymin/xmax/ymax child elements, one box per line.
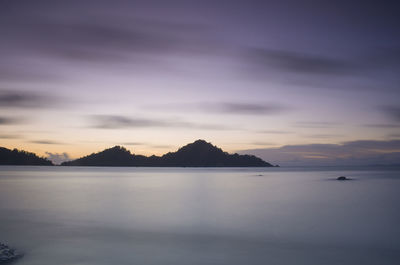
<box><xmin>0</xmin><ymin>140</ymin><xmax>272</xmax><ymax>167</ymax></box>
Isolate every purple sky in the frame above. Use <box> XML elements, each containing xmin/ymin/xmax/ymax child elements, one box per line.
<box><xmin>1</xmin><ymin>0</ymin><xmax>399</xmax><ymax>165</ymax></box>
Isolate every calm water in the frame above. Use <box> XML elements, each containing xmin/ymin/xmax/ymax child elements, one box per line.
<box><xmin>0</xmin><ymin>166</ymin><xmax>399</xmax><ymax>265</ymax></box>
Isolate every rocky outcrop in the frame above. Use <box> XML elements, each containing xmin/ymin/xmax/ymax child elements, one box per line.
<box><xmin>0</xmin><ymin>243</ymin><xmax>22</xmax><ymax>264</ymax></box>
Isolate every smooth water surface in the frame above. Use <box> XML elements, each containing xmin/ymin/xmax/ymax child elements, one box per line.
<box><xmin>0</xmin><ymin>166</ymin><xmax>399</xmax><ymax>265</ymax></box>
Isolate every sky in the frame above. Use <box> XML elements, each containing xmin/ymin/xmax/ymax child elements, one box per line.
<box><xmin>0</xmin><ymin>0</ymin><xmax>399</xmax><ymax>165</ymax></box>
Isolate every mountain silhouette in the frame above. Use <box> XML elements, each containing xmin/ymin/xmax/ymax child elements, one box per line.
<box><xmin>62</xmin><ymin>139</ymin><xmax>272</xmax><ymax>167</ymax></box>
<box><xmin>0</xmin><ymin>147</ymin><xmax>53</xmax><ymax>165</ymax></box>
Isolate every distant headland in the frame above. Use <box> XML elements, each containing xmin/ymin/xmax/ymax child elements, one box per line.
<box><xmin>0</xmin><ymin>147</ymin><xmax>53</xmax><ymax>166</ymax></box>
<box><xmin>0</xmin><ymin>140</ymin><xmax>273</xmax><ymax>167</ymax></box>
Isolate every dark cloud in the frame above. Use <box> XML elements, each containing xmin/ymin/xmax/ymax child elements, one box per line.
<box><xmin>45</xmin><ymin>152</ymin><xmax>71</xmax><ymax>165</ymax></box>
<box><xmin>0</xmin><ymin>134</ymin><xmax>23</xmax><ymax>139</ymax></box>
<box><xmin>0</xmin><ymin>0</ymin><xmax>231</xmax><ymax>85</ymax></box>
<box><xmin>364</xmin><ymin>46</ymin><xmax>400</xmax><ymax>70</ymax></box>
<box><xmin>0</xmin><ymin>116</ymin><xmax>22</xmax><ymax>125</ymax></box>
<box><xmin>1</xmin><ymin>1</ymin><xmax>399</xmax><ymax>78</ymax></box>
<box><xmin>91</xmin><ymin>115</ymin><xmax>168</xmax><ymax>129</ymax></box>
<box><xmin>149</xmin><ymin>102</ymin><xmax>290</xmax><ymax>116</ymax></box>
<box><xmin>240</xmin><ymin>46</ymin><xmax>400</xmax><ymax>94</ymax></box>
<box><xmin>342</xmin><ymin>139</ymin><xmax>400</xmax><ymax>150</ymax></box>
<box><xmin>380</xmin><ymin>106</ymin><xmax>400</xmax><ymax>122</ymax></box>
<box><xmin>364</xmin><ymin>123</ymin><xmax>400</xmax><ymax>128</ymax></box>
<box><xmin>240</xmin><ymin>139</ymin><xmax>400</xmax><ymax>166</ymax></box>
<box><xmin>217</xmin><ymin>102</ymin><xmax>289</xmax><ymax>115</ymax></box>
<box><xmin>1</xmin><ymin>0</ymin><xmax>398</xmax><ymax>96</ymax></box>
<box><xmin>244</xmin><ymin>45</ymin><xmax>400</xmax><ymax>75</ymax></box>
<box><xmin>304</xmin><ymin>134</ymin><xmax>343</xmax><ymax>139</ymax></box>
<box><xmin>89</xmin><ymin>115</ymin><xmax>230</xmax><ymax>130</ymax></box>
<box><xmin>0</xmin><ymin>65</ymin><xmax>61</xmax><ymax>82</ymax></box>
<box><xmin>245</xmin><ymin>48</ymin><xmax>357</xmax><ymax>76</ymax></box>
<box><xmin>0</xmin><ymin>1</ymin><xmax>219</xmax><ymax>64</ymax></box>
<box><xmin>0</xmin><ymin>90</ymin><xmax>56</xmax><ymax>109</ymax></box>
<box><xmin>294</xmin><ymin>121</ymin><xmax>339</xmax><ymax>128</ymax></box>
<box><xmin>23</xmin><ymin>21</ymin><xmax>186</xmax><ymax>62</ymax></box>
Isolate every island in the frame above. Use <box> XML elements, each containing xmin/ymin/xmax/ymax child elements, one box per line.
<box><xmin>0</xmin><ymin>147</ymin><xmax>53</xmax><ymax>166</ymax></box>
<box><xmin>61</xmin><ymin>139</ymin><xmax>273</xmax><ymax>167</ymax></box>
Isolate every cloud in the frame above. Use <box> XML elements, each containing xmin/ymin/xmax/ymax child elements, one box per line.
<box><xmin>342</xmin><ymin>139</ymin><xmax>400</xmax><ymax>150</ymax></box>
<box><xmin>0</xmin><ymin>90</ymin><xmax>44</xmax><ymax>108</ymax></box>
<box><xmin>0</xmin><ymin>64</ymin><xmax>61</xmax><ymax>82</ymax></box>
<box><xmin>364</xmin><ymin>123</ymin><xmax>400</xmax><ymax>128</ymax></box>
<box><xmin>120</xmin><ymin>142</ymin><xmax>146</xmax><ymax>146</ymax></box>
<box><xmin>29</xmin><ymin>140</ymin><xmax>64</xmax><ymax>145</ymax></box>
<box><xmin>240</xmin><ymin>139</ymin><xmax>400</xmax><ymax>166</ymax></box>
<box><xmin>148</xmin><ymin>144</ymin><xmax>173</xmax><ymax>149</ymax></box>
<box><xmin>1</xmin><ymin>1</ymin><xmax>399</xmax><ymax>89</ymax></box>
<box><xmin>257</xmin><ymin>130</ymin><xmax>293</xmax><ymax>134</ymax></box>
<box><xmin>0</xmin><ymin>134</ymin><xmax>23</xmax><ymax>139</ymax></box>
<box><xmin>250</xmin><ymin>141</ymin><xmax>276</xmax><ymax>146</ymax></box>
<box><xmin>293</xmin><ymin>121</ymin><xmax>339</xmax><ymax>128</ymax></box>
<box><xmin>0</xmin><ymin>1</ymin><xmax>219</xmax><ymax>64</ymax></box>
<box><xmin>0</xmin><ymin>90</ymin><xmax>56</xmax><ymax>109</ymax></box>
<box><xmin>380</xmin><ymin>106</ymin><xmax>400</xmax><ymax>122</ymax></box>
<box><xmin>0</xmin><ymin>116</ymin><xmax>22</xmax><ymax>125</ymax></box>
<box><xmin>304</xmin><ymin>134</ymin><xmax>343</xmax><ymax>139</ymax></box>
<box><xmin>26</xmin><ymin>21</ymin><xmax>182</xmax><ymax>62</ymax></box>
<box><xmin>45</xmin><ymin>152</ymin><xmax>71</xmax><ymax>165</ymax></box>
<box><xmin>0</xmin><ymin>0</ymin><xmax>229</xmax><ymax>84</ymax></box>
<box><xmin>90</xmin><ymin>115</ymin><xmax>167</xmax><ymax>129</ymax></box>
<box><xmin>119</xmin><ymin>142</ymin><xmax>172</xmax><ymax>149</ymax></box>
<box><xmin>89</xmin><ymin>115</ymin><xmax>230</xmax><ymax>130</ymax></box>
<box><xmin>245</xmin><ymin>48</ymin><xmax>357</xmax><ymax>76</ymax></box>
<box><xmin>244</xmin><ymin>46</ymin><xmax>400</xmax><ymax>76</ymax></box>
<box><xmin>149</xmin><ymin>102</ymin><xmax>290</xmax><ymax>116</ymax></box>
<box><xmin>364</xmin><ymin>46</ymin><xmax>400</xmax><ymax>70</ymax></box>
<box><xmin>240</xmin><ymin>46</ymin><xmax>400</xmax><ymax>93</ymax></box>
<box><xmin>216</xmin><ymin>102</ymin><xmax>289</xmax><ymax>115</ymax></box>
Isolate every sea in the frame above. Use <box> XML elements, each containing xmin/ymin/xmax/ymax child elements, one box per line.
<box><xmin>0</xmin><ymin>166</ymin><xmax>399</xmax><ymax>265</ymax></box>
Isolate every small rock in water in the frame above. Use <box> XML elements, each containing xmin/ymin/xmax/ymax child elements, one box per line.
<box><xmin>337</xmin><ymin>176</ymin><xmax>348</xmax><ymax>180</ymax></box>
<box><xmin>0</xmin><ymin>243</ymin><xmax>23</xmax><ymax>264</ymax></box>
